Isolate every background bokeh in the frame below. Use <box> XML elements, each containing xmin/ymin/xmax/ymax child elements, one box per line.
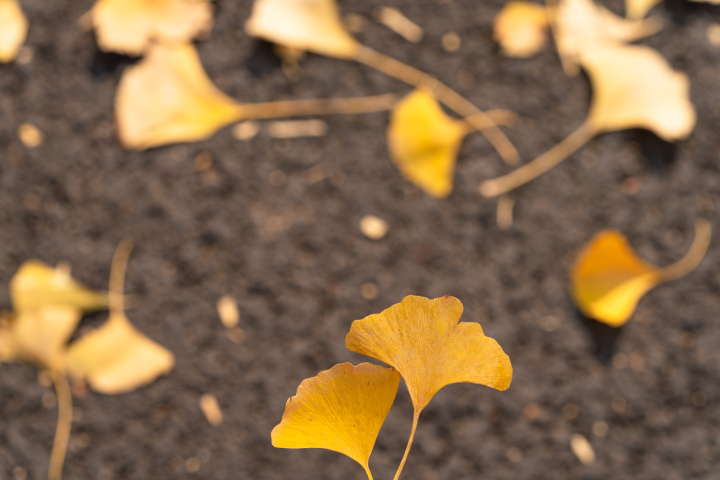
<box><xmin>1</xmin><ymin>0</ymin><xmax>720</xmax><ymax>479</ymax></box>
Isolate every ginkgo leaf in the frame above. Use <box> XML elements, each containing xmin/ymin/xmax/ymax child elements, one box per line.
<box><xmin>571</xmin><ymin>220</ymin><xmax>711</xmax><ymax>326</ymax></box>
<box><xmin>493</xmin><ymin>1</ymin><xmax>549</xmax><ymax>58</ymax></box>
<box><xmin>346</xmin><ymin>295</ymin><xmax>512</xmax><ymax>413</ymax></box>
<box><xmin>553</xmin><ymin>0</ymin><xmax>661</xmax><ymax>75</ymax></box>
<box><xmin>85</xmin><ymin>0</ymin><xmax>213</xmax><ymax>56</ymax></box>
<box><xmin>115</xmin><ymin>43</ymin><xmax>243</xmax><ymax>151</ymax></box>
<box><xmin>0</xmin><ymin>0</ymin><xmax>27</xmax><ymax>63</ymax></box>
<box><xmin>245</xmin><ymin>0</ymin><xmax>359</xmax><ymax>59</ymax></box>
<box><xmin>388</xmin><ymin>90</ymin><xmax>468</xmax><ymax>198</ymax></box>
<box><xmin>583</xmin><ymin>44</ymin><xmax>696</xmax><ymax>141</ymax></box>
<box><xmin>625</xmin><ymin>0</ymin><xmax>662</xmax><ymax>19</ymax></box>
<box><xmin>10</xmin><ymin>261</ymin><xmax>108</xmax><ymax>315</ymax></box>
<box><xmin>272</xmin><ymin>362</ymin><xmax>400</xmax><ymax>478</ymax></box>
<box><xmin>66</xmin><ymin>311</ymin><xmax>175</xmax><ymax>394</ymax></box>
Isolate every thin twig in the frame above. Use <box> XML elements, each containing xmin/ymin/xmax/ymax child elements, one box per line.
<box><xmin>656</xmin><ymin>219</ymin><xmax>712</xmax><ymax>283</ymax></box>
<box><xmin>109</xmin><ymin>239</ymin><xmax>134</xmax><ymax>315</ymax></box>
<box><xmin>239</xmin><ymin>94</ymin><xmax>398</xmax><ymax>120</ymax></box>
<box><xmin>48</xmin><ymin>372</ymin><xmax>72</xmax><ymax>480</ymax></box>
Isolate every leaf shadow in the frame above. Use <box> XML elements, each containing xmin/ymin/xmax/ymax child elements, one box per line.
<box><xmin>89</xmin><ymin>49</ymin><xmax>139</xmax><ymax>78</ymax></box>
<box><xmin>246</xmin><ymin>40</ymin><xmax>282</xmax><ymax>78</ymax></box>
<box><xmin>573</xmin><ymin>307</ymin><xmax>624</xmax><ymax>364</ymax></box>
<box><xmin>626</xmin><ymin>128</ymin><xmax>678</xmax><ymax>173</ymax></box>
<box><xmin>664</xmin><ymin>0</ymin><xmax>720</xmax><ymax>24</ymax></box>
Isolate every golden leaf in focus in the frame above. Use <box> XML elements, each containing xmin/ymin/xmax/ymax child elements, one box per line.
<box><xmin>85</xmin><ymin>0</ymin><xmax>213</xmax><ymax>55</ymax></box>
<box><xmin>625</xmin><ymin>0</ymin><xmax>662</xmax><ymax>19</ymax></box>
<box><xmin>10</xmin><ymin>261</ymin><xmax>108</xmax><ymax>315</ymax></box>
<box><xmin>493</xmin><ymin>1</ymin><xmax>549</xmax><ymax>58</ymax></box>
<box><xmin>571</xmin><ymin>220</ymin><xmax>711</xmax><ymax>326</ymax></box>
<box><xmin>245</xmin><ymin>0</ymin><xmax>359</xmax><ymax>59</ymax></box>
<box><xmin>115</xmin><ymin>43</ymin><xmax>242</xmax><ymax>151</ymax></box>
<box><xmin>346</xmin><ymin>295</ymin><xmax>512</xmax><ymax>413</ymax></box>
<box><xmin>0</xmin><ymin>0</ymin><xmax>27</xmax><ymax>63</ymax></box>
<box><xmin>387</xmin><ymin>90</ymin><xmax>467</xmax><ymax>198</ymax></box>
<box><xmin>583</xmin><ymin>44</ymin><xmax>696</xmax><ymax>141</ymax></box>
<box><xmin>272</xmin><ymin>363</ymin><xmax>400</xmax><ymax>477</ymax></box>
<box><xmin>553</xmin><ymin>0</ymin><xmax>661</xmax><ymax>75</ymax></box>
<box><xmin>66</xmin><ymin>311</ymin><xmax>175</xmax><ymax>394</ymax></box>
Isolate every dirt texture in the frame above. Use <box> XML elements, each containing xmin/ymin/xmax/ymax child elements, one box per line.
<box><xmin>2</xmin><ymin>0</ymin><xmax>720</xmax><ymax>479</ymax></box>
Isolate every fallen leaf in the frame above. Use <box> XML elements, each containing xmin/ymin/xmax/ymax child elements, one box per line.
<box><xmin>272</xmin><ymin>362</ymin><xmax>400</xmax><ymax>477</ymax></box>
<box><xmin>200</xmin><ymin>393</ymin><xmax>223</xmax><ymax>426</ymax></box>
<box><xmin>493</xmin><ymin>1</ymin><xmax>549</xmax><ymax>58</ymax></box>
<box><xmin>553</xmin><ymin>0</ymin><xmax>661</xmax><ymax>75</ymax></box>
<box><xmin>245</xmin><ymin>0</ymin><xmax>359</xmax><ymax>58</ymax></box>
<box><xmin>18</xmin><ymin>123</ymin><xmax>44</xmax><ymax>148</ymax></box>
<box><xmin>217</xmin><ymin>295</ymin><xmax>239</xmax><ymax>329</ymax></box>
<box><xmin>115</xmin><ymin>43</ymin><xmax>242</xmax><ymax>151</ymax></box>
<box><xmin>570</xmin><ymin>434</ymin><xmax>596</xmax><ymax>465</ymax></box>
<box><xmin>85</xmin><ymin>0</ymin><xmax>213</xmax><ymax>55</ymax></box>
<box><xmin>346</xmin><ymin>295</ymin><xmax>512</xmax><ymax>413</ymax></box>
<box><xmin>0</xmin><ymin>0</ymin><xmax>27</xmax><ymax>63</ymax></box>
<box><xmin>625</xmin><ymin>0</ymin><xmax>662</xmax><ymax>19</ymax></box>
<box><xmin>359</xmin><ymin>215</ymin><xmax>388</xmax><ymax>240</ymax></box>
<box><xmin>387</xmin><ymin>90</ymin><xmax>468</xmax><ymax>198</ymax></box>
<box><xmin>10</xmin><ymin>261</ymin><xmax>108</xmax><ymax>315</ymax></box>
<box><xmin>571</xmin><ymin>220</ymin><xmax>711</xmax><ymax>326</ymax></box>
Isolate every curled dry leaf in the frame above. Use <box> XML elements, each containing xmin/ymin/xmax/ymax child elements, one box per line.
<box><xmin>272</xmin><ymin>362</ymin><xmax>400</xmax><ymax>478</ymax></box>
<box><xmin>10</xmin><ymin>261</ymin><xmax>108</xmax><ymax>315</ymax></box>
<box><xmin>571</xmin><ymin>220</ymin><xmax>711</xmax><ymax>326</ymax></box>
<box><xmin>493</xmin><ymin>1</ymin><xmax>549</xmax><ymax>58</ymax></box>
<box><xmin>625</xmin><ymin>0</ymin><xmax>662</xmax><ymax>19</ymax></box>
<box><xmin>85</xmin><ymin>0</ymin><xmax>213</xmax><ymax>55</ymax></box>
<box><xmin>388</xmin><ymin>90</ymin><xmax>467</xmax><ymax>198</ymax></box>
<box><xmin>346</xmin><ymin>295</ymin><xmax>512</xmax><ymax>413</ymax></box>
<box><xmin>553</xmin><ymin>0</ymin><xmax>661</xmax><ymax>75</ymax></box>
<box><xmin>0</xmin><ymin>0</ymin><xmax>27</xmax><ymax>63</ymax></box>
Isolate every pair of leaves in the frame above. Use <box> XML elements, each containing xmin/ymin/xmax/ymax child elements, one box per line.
<box><xmin>0</xmin><ymin>0</ymin><xmax>27</xmax><ymax>63</ymax></box>
<box><xmin>571</xmin><ymin>220</ymin><xmax>711</xmax><ymax>326</ymax></box>
<box><xmin>272</xmin><ymin>296</ymin><xmax>512</xmax><ymax>477</ymax></box>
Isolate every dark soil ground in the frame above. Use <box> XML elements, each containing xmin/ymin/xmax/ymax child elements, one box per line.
<box><xmin>2</xmin><ymin>0</ymin><xmax>720</xmax><ymax>479</ymax></box>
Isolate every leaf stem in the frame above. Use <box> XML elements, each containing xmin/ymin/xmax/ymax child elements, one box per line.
<box><xmin>656</xmin><ymin>219</ymin><xmax>712</xmax><ymax>283</ymax></box>
<box><xmin>238</xmin><ymin>93</ymin><xmax>398</xmax><ymax>120</ymax></box>
<box><xmin>353</xmin><ymin>46</ymin><xmax>520</xmax><ymax>165</ymax></box>
<box><xmin>109</xmin><ymin>239</ymin><xmax>134</xmax><ymax>315</ymax></box>
<box><xmin>48</xmin><ymin>372</ymin><xmax>72</xmax><ymax>480</ymax></box>
<box><xmin>393</xmin><ymin>410</ymin><xmax>420</xmax><ymax>480</ymax></box>
<box><xmin>479</xmin><ymin>121</ymin><xmax>596</xmax><ymax>197</ymax></box>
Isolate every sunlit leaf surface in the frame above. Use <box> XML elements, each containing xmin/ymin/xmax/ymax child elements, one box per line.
<box><xmin>493</xmin><ymin>1</ymin><xmax>549</xmax><ymax>58</ymax></box>
<box><xmin>0</xmin><ymin>0</ymin><xmax>27</xmax><ymax>62</ymax></box>
<box><xmin>346</xmin><ymin>295</ymin><xmax>512</xmax><ymax>412</ymax></box>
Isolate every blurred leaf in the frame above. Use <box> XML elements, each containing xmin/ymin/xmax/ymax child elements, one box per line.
<box><xmin>272</xmin><ymin>363</ymin><xmax>399</xmax><ymax>478</ymax></box>
<box><xmin>493</xmin><ymin>1</ymin><xmax>549</xmax><ymax>58</ymax></box>
<box><xmin>553</xmin><ymin>0</ymin><xmax>661</xmax><ymax>75</ymax></box>
<box><xmin>85</xmin><ymin>0</ymin><xmax>213</xmax><ymax>55</ymax></box>
<box><xmin>115</xmin><ymin>43</ymin><xmax>242</xmax><ymax>151</ymax></box>
<box><xmin>346</xmin><ymin>295</ymin><xmax>512</xmax><ymax>413</ymax></box>
<box><xmin>388</xmin><ymin>90</ymin><xmax>467</xmax><ymax>198</ymax></box>
<box><xmin>10</xmin><ymin>261</ymin><xmax>108</xmax><ymax>315</ymax></box>
<box><xmin>0</xmin><ymin>0</ymin><xmax>27</xmax><ymax>62</ymax></box>
<box><xmin>583</xmin><ymin>44</ymin><xmax>696</xmax><ymax>141</ymax></box>
<box><xmin>571</xmin><ymin>220</ymin><xmax>711</xmax><ymax>326</ymax></box>
<box><xmin>625</xmin><ymin>0</ymin><xmax>662</xmax><ymax>19</ymax></box>
<box><xmin>245</xmin><ymin>0</ymin><xmax>359</xmax><ymax>59</ymax></box>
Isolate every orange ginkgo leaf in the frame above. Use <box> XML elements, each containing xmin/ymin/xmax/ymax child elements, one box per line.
<box><xmin>552</xmin><ymin>0</ymin><xmax>661</xmax><ymax>76</ymax></box>
<box><xmin>84</xmin><ymin>0</ymin><xmax>213</xmax><ymax>56</ymax></box>
<box><xmin>388</xmin><ymin>90</ymin><xmax>468</xmax><ymax>198</ymax></box>
<box><xmin>0</xmin><ymin>0</ymin><xmax>27</xmax><ymax>63</ymax></box>
<box><xmin>272</xmin><ymin>362</ymin><xmax>400</xmax><ymax>479</ymax></box>
<box><xmin>10</xmin><ymin>261</ymin><xmax>108</xmax><ymax>315</ymax></box>
<box><xmin>571</xmin><ymin>219</ymin><xmax>711</xmax><ymax>326</ymax></box>
<box><xmin>493</xmin><ymin>1</ymin><xmax>549</xmax><ymax>58</ymax></box>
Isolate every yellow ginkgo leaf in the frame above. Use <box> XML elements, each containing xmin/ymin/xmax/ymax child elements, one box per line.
<box><xmin>115</xmin><ymin>43</ymin><xmax>243</xmax><ymax>151</ymax></box>
<box><xmin>272</xmin><ymin>362</ymin><xmax>400</xmax><ymax>479</ymax></box>
<box><xmin>346</xmin><ymin>296</ymin><xmax>512</xmax><ymax>413</ymax></box>
<box><xmin>0</xmin><ymin>0</ymin><xmax>27</xmax><ymax>63</ymax></box>
<box><xmin>625</xmin><ymin>0</ymin><xmax>662</xmax><ymax>19</ymax></box>
<box><xmin>388</xmin><ymin>90</ymin><xmax>468</xmax><ymax>198</ymax></box>
<box><xmin>245</xmin><ymin>0</ymin><xmax>359</xmax><ymax>59</ymax></box>
<box><xmin>571</xmin><ymin>220</ymin><xmax>711</xmax><ymax>326</ymax></box>
<box><xmin>553</xmin><ymin>0</ymin><xmax>661</xmax><ymax>75</ymax></box>
<box><xmin>66</xmin><ymin>311</ymin><xmax>175</xmax><ymax>394</ymax></box>
<box><xmin>583</xmin><ymin>44</ymin><xmax>696</xmax><ymax>141</ymax></box>
<box><xmin>85</xmin><ymin>0</ymin><xmax>213</xmax><ymax>56</ymax></box>
<box><xmin>10</xmin><ymin>261</ymin><xmax>108</xmax><ymax>315</ymax></box>
<box><xmin>493</xmin><ymin>1</ymin><xmax>549</xmax><ymax>58</ymax></box>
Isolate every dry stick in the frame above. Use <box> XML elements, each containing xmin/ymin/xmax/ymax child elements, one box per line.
<box><xmin>109</xmin><ymin>239</ymin><xmax>134</xmax><ymax>315</ymax></box>
<box><xmin>48</xmin><ymin>372</ymin><xmax>72</xmax><ymax>480</ymax></box>
<box><xmin>656</xmin><ymin>219</ymin><xmax>712</xmax><ymax>283</ymax></box>
<box><xmin>354</xmin><ymin>46</ymin><xmax>520</xmax><ymax>166</ymax></box>
<box><xmin>238</xmin><ymin>93</ymin><xmax>398</xmax><ymax>120</ymax></box>
<box><xmin>479</xmin><ymin>121</ymin><xmax>596</xmax><ymax>197</ymax></box>
<box><xmin>462</xmin><ymin>109</ymin><xmax>518</xmax><ymax>134</ymax></box>
<box><xmin>393</xmin><ymin>411</ymin><xmax>420</xmax><ymax>480</ymax></box>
